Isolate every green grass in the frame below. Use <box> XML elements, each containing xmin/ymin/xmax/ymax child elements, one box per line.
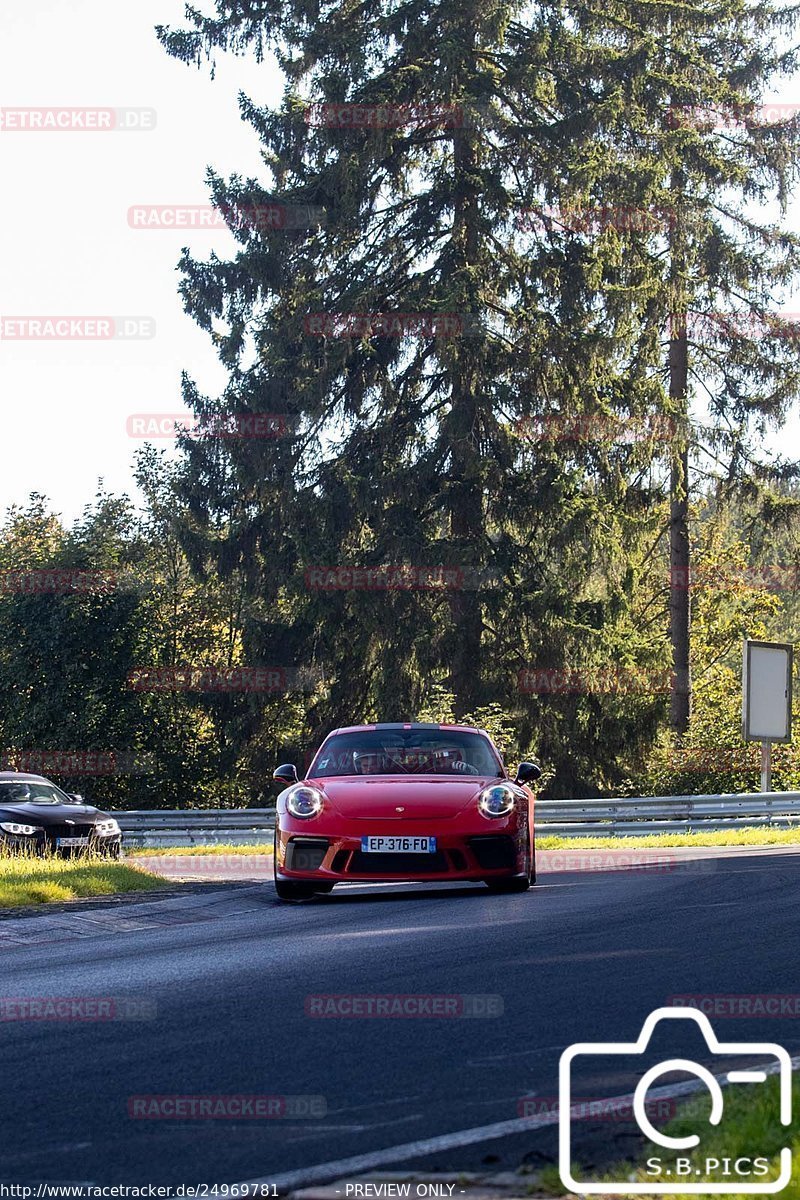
<box><xmin>538</xmin><ymin>826</ymin><xmax>800</xmax><ymax>850</ymax></box>
<box><xmin>127</xmin><ymin>842</ymin><xmax>273</xmax><ymax>858</ymax></box>
<box><xmin>560</xmin><ymin>1075</ymin><xmax>799</xmax><ymax>1198</ymax></box>
<box><xmin>0</xmin><ymin>853</ymin><xmax>168</xmax><ymax>908</ymax></box>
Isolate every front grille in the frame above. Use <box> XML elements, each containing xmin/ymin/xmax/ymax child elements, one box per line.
<box><xmin>468</xmin><ymin>835</ymin><xmax>516</xmax><ymax>870</ymax></box>
<box><xmin>348</xmin><ymin>850</ymin><xmax>450</xmax><ymax>875</ymax></box>
<box><xmin>46</xmin><ymin>824</ymin><xmax>95</xmax><ymax>840</ymax></box>
<box><xmin>285</xmin><ymin>838</ymin><xmax>329</xmax><ymax>871</ymax></box>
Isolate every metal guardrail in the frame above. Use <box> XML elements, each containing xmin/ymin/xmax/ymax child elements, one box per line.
<box><xmin>114</xmin><ymin>791</ymin><xmax>800</xmax><ymax>848</ymax></box>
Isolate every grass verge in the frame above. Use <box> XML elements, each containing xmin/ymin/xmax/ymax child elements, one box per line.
<box><xmin>0</xmin><ymin>854</ymin><xmax>167</xmax><ymax>908</ymax></box>
<box><xmin>127</xmin><ymin>842</ymin><xmax>273</xmax><ymax>858</ymax></box>
<box><xmin>550</xmin><ymin>1075</ymin><xmax>799</xmax><ymax>1198</ymax></box>
<box><xmin>538</xmin><ymin>826</ymin><xmax>800</xmax><ymax>850</ymax></box>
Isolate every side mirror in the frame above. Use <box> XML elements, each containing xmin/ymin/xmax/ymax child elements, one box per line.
<box><xmin>515</xmin><ymin>761</ymin><xmax>542</xmax><ymax>786</ymax></box>
<box><xmin>273</xmin><ymin>763</ymin><xmax>299</xmax><ymax>785</ymax></box>
<box><xmin>68</xmin><ymin>793</ymin><xmax>84</xmax><ymax>802</ymax></box>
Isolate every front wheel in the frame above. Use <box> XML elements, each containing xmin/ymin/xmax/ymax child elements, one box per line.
<box><xmin>485</xmin><ymin>874</ymin><xmax>530</xmax><ymax>893</ymax></box>
<box><xmin>486</xmin><ymin>819</ymin><xmax>535</xmax><ymax>892</ymax></box>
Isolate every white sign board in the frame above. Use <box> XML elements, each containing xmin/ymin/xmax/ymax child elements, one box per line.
<box><xmin>742</xmin><ymin>640</ymin><xmax>793</xmax><ymax>742</ymax></box>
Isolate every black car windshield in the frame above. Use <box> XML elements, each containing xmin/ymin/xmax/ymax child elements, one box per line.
<box><xmin>0</xmin><ymin>781</ymin><xmax>75</xmax><ymax>805</ymax></box>
<box><xmin>309</xmin><ymin>730</ymin><xmax>503</xmax><ymax>778</ymax></box>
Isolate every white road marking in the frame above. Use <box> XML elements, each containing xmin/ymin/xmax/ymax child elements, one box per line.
<box><xmin>239</xmin><ymin>1053</ymin><xmax>800</xmax><ymax>1194</ymax></box>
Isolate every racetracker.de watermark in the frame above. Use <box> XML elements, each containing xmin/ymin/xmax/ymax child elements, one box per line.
<box><xmin>663</xmin><ymin>747</ymin><xmax>761</xmax><ymax>771</ymax></box>
<box><xmin>518</xmin><ymin>1095</ymin><xmax>678</xmax><ymax>1120</ymax></box>
<box><xmin>0</xmin><ymin>750</ymin><xmax>155</xmax><ymax>776</ymax></box>
<box><xmin>0</xmin><ymin>569</ymin><xmax>121</xmax><ymax>595</ymax></box>
<box><xmin>127</xmin><ymin>666</ymin><xmax>320</xmax><ymax>694</ymax></box>
<box><xmin>666</xmin><ymin>102</ymin><xmax>800</xmax><ymax>132</ymax></box>
<box><xmin>128</xmin><ymin>203</ymin><xmax>324</xmax><ymax>231</ymax></box>
<box><xmin>0</xmin><ymin>107</ymin><xmax>156</xmax><ymax>131</ymax></box>
<box><xmin>304</xmin><ymin>312</ymin><xmax>484</xmax><ymax>338</ymax></box>
<box><xmin>669</xmin><ymin>994</ymin><xmax>800</xmax><ymax>1017</ymax></box>
<box><xmin>305</xmin><ymin>994</ymin><xmax>503</xmax><ymax>1018</ymax></box>
<box><xmin>304</xmin><ymin>565</ymin><xmax>498</xmax><ymax>591</ymax></box>
<box><xmin>518</xmin><ymin>667</ymin><xmax>673</xmax><ymax>694</ymax></box>
<box><xmin>1</xmin><ymin>316</ymin><xmax>155</xmax><ymax>340</ymax></box>
<box><xmin>670</xmin><ymin>311</ymin><xmax>800</xmax><ymax>340</ymax></box>
<box><xmin>0</xmin><ymin>997</ymin><xmax>156</xmax><ymax>1021</ymax></box>
<box><xmin>540</xmin><ymin>851</ymin><xmax>716</xmax><ymax>875</ymax></box>
<box><xmin>304</xmin><ymin>102</ymin><xmax>468</xmax><ymax>129</ymax></box>
<box><xmin>669</xmin><ymin>565</ymin><xmax>800</xmax><ymax>591</ymax></box>
<box><xmin>126</xmin><ymin>413</ymin><xmax>296</xmax><ymax>439</ymax></box>
<box><xmin>516</xmin><ymin>413</ymin><xmax>676</xmax><ymax>444</ymax></box>
<box><xmin>517</xmin><ymin>205</ymin><xmax>676</xmax><ymax>234</ymax></box>
<box><xmin>128</xmin><ymin>1095</ymin><xmax>326</xmax><ymax>1119</ymax></box>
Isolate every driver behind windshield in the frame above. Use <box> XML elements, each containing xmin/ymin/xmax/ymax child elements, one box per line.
<box><xmin>352</xmin><ymin>745</ymin><xmax>480</xmax><ymax>776</ymax></box>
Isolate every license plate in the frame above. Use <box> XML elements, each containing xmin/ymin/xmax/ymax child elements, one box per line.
<box><xmin>56</xmin><ymin>837</ymin><xmax>90</xmax><ymax>848</ymax></box>
<box><xmin>360</xmin><ymin>836</ymin><xmax>437</xmax><ymax>854</ymax></box>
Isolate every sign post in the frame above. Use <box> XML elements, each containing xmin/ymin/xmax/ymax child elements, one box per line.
<box><xmin>742</xmin><ymin>640</ymin><xmax>793</xmax><ymax>793</ymax></box>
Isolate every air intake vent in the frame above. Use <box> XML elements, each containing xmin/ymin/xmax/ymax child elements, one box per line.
<box><xmin>468</xmin><ymin>835</ymin><xmax>516</xmax><ymax>870</ymax></box>
<box><xmin>285</xmin><ymin>838</ymin><xmax>329</xmax><ymax>871</ymax></box>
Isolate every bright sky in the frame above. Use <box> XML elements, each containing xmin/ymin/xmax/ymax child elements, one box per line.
<box><xmin>0</xmin><ymin>0</ymin><xmax>278</xmax><ymax>525</ymax></box>
<box><xmin>1</xmin><ymin>0</ymin><xmax>799</xmax><ymax>526</ymax></box>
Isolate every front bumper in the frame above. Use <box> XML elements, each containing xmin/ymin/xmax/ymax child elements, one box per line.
<box><xmin>275</xmin><ymin>818</ymin><xmax>530</xmax><ymax>883</ymax></box>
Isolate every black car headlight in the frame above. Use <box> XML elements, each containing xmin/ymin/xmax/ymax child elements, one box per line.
<box><xmin>285</xmin><ymin>785</ymin><xmax>324</xmax><ymax>819</ymax></box>
<box><xmin>0</xmin><ymin>821</ymin><xmax>38</xmax><ymax>835</ymax></box>
<box><xmin>477</xmin><ymin>784</ymin><xmax>517</xmax><ymax>819</ymax></box>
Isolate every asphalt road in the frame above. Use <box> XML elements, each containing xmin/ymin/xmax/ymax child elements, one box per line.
<box><xmin>1</xmin><ymin>847</ymin><xmax>799</xmax><ymax>1187</ymax></box>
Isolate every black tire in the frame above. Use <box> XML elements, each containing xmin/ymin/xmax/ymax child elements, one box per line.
<box><xmin>486</xmin><ymin>819</ymin><xmax>535</xmax><ymax>893</ymax></box>
<box><xmin>313</xmin><ymin>883</ymin><xmax>335</xmax><ymax>894</ymax></box>
<box><xmin>485</xmin><ymin>874</ymin><xmax>530</xmax><ymax>893</ymax></box>
<box><xmin>274</xmin><ymin>878</ymin><xmax>317</xmax><ymax>900</ymax></box>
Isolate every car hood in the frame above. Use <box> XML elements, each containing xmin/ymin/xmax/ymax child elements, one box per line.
<box><xmin>0</xmin><ymin>802</ymin><xmax>105</xmax><ymax>826</ymax></box>
<box><xmin>308</xmin><ymin>775</ymin><xmax>503</xmax><ymax>820</ymax></box>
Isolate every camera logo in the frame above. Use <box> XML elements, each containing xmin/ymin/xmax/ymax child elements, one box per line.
<box><xmin>559</xmin><ymin>1007</ymin><xmax>792</xmax><ymax>1194</ymax></box>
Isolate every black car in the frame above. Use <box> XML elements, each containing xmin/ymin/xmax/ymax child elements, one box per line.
<box><xmin>0</xmin><ymin>772</ymin><xmax>122</xmax><ymax>857</ymax></box>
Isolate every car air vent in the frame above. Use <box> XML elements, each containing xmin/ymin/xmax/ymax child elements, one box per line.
<box><xmin>285</xmin><ymin>838</ymin><xmax>329</xmax><ymax>871</ymax></box>
<box><xmin>348</xmin><ymin>850</ymin><xmax>449</xmax><ymax>874</ymax></box>
<box><xmin>468</xmin><ymin>835</ymin><xmax>516</xmax><ymax>870</ymax></box>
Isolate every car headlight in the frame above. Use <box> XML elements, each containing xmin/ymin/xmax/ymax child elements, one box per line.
<box><xmin>477</xmin><ymin>784</ymin><xmax>517</xmax><ymax>819</ymax></box>
<box><xmin>285</xmin><ymin>785</ymin><xmax>324</xmax><ymax>819</ymax></box>
<box><xmin>96</xmin><ymin>819</ymin><xmax>121</xmax><ymax>837</ymax></box>
<box><xmin>0</xmin><ymin>822</ymin><xmax>38</xmax><ymax>835</ymax></box>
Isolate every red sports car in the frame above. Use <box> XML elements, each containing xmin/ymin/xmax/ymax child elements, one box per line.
<box><xmin>272</xmin><ymin>722</ymin><xmax>541</xmax><ymax>900</ymax></box>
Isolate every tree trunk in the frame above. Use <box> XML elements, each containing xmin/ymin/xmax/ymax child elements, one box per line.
<box><xmin>668</xmin><ymin>254</ymin><xmax>691</xmax><ymax>734</ymax></box>
<box><xmin>449</xmin><ymin>60</ymin><xmax>484</xmax><ymax>718</ymax></box>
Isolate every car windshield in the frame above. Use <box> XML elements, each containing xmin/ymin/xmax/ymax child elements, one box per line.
<box><xmin>0</xmin><ymin>781</ymin><xmax>74</xmax><ymax>805</ymax></box>
<box><xmin>309</xmin><ymin>730</ymin><xmax>503</xmax><ymax>778</ymax></box>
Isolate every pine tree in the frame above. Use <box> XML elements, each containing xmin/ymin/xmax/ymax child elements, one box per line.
<box><xmin>548</xmin><ymin>0</ymin><xmax>800</xmax><ymax>730</ymax></box>
<box><xmin>156</xmin><ymin>0</ymin><xmax>671</xmax><ymax>789</ymax></box>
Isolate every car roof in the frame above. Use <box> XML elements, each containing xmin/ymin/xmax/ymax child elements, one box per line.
<box><xmin>0</xmin><ymin>771</ymin><xmax>49</xmax><ymax>782</ymax></box>
<box><xmin>325</xmin><ymin>723</ymin><xmax>489</xmax><ymax>737</ymax></box>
